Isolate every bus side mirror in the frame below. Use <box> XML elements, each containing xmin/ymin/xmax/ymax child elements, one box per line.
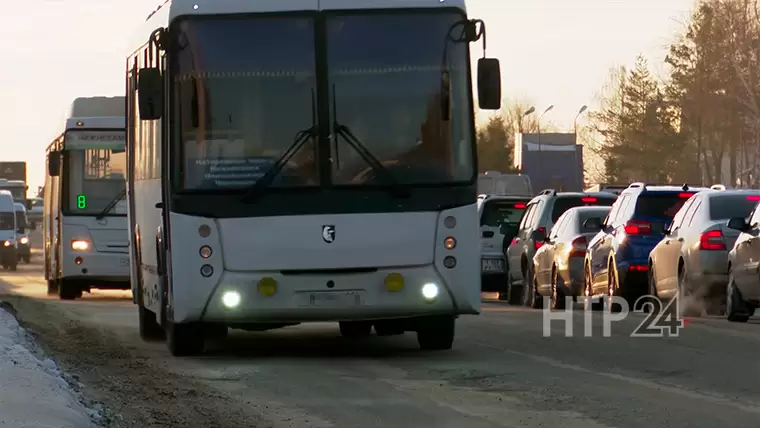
<box><xmin>48</xmin><ymin>151</ymin><xmax>60</xmax><ymax>177</ymax></box>
<box><xmin>137</xmin><ymin>68</ymin><xmax>164</xmax><ymax>120</ymax></box>
<box><xmin>477</xmin><ymin>58</ymin><xmax>501</xmax><ymax>110</ymax></box>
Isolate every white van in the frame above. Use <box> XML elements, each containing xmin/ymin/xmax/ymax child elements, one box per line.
<box><xmin>0</xmin><ymin>191</ymin><xmax>17</xmax><ymax>270</ymax></box>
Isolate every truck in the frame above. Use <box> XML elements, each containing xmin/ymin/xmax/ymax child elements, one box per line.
<box><xmin>126</xmin><ymin>0</ymin><xmax>502</xmax><ymax>356</ymax></box>
<box><xmin>0</xmin><ymin>162</ymin><xmax>30</xmax><ymax>207</ymax></box>
<box><xmin>43</xmin><ymin>96</ymin><xmax>129</xmax><ymax>300</ymax></box>
<box><xmin>477</xmin><ymin>171</ymin><xmax>533</xmax><ymax>197</ymax></box>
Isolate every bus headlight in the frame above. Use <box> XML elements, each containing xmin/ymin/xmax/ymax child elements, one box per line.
<box><xmin>422</xmin><ymin>283</ymin><xmax>439</xmax><ymax>300</ymax></box>
<box><xmin>71</xmin><ymin>240</ymin><xmax>89</xmax><ymax>251</ymax></box>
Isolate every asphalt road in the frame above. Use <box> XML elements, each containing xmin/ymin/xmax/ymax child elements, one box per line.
<box><xmin>1</xmin><ymin>260</ymin><xmax>760</xmax><ymax>428</ymax></box>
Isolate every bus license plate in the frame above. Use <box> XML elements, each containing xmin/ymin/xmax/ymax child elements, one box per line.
<box><xmin>481</xmin><ymin>259</ymin><xmax>504</xmax><ymax>273</ymax></box>
<box><xmin>119</xmin><ymin>257</ymin><xmax>129</xmax><ymax>266</ymax></box>
<box><xmin>308</xmin><ymin>292</ymin><xmax>361</xmax><ymax>307</ymax></box>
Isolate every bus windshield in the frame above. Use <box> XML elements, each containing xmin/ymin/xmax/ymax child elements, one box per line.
<box><xmin>171</xmin><ymin>11</ymin><xmax>473</xmax><ymax>190</ymax></box>
<box><xmin>64</xmin><ymin>130</ymin><xmax>126</xmax><ymax>215</ymax></box>
<box><xmin>326</xmin><ymin>11</ymin><xmax>473</xmax><ymax>185</ymax></box>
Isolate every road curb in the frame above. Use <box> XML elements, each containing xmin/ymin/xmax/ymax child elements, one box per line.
<box><xmin>0</xmin><ymin>300</ymin><xmax>18</xmax><ymax>319</ymax></box>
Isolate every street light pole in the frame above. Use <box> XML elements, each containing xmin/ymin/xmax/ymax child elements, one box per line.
<box><xmin>574</xmin><ymin>105</ymin><xmax>587</xmax><ymax>143</ymax></box>
<box><xmin>537</xmin><ymin>105</ymin><xmax>553</xmax><ymax>152</ymax></box>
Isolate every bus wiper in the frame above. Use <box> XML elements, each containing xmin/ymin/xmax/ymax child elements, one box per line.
<box><xmin>96</xmin><ymin>188</ymin><xmax>126</xmax><ymax>220</ymax></box>
<box><xmin>331</xmin><ymin>85</ymin><xmax>410</xmax><ymax>198</ymax></box>
<box><xmin>241</xmin><ymin>126</ymin><xmax>318</xmax><ymax>203</ymax></box>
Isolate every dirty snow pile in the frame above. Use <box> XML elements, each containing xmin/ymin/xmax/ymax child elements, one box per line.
<box><xmin>0</xmin><ymin>305</ymin><xmax>94</xmax><ymax>428</ymax></box>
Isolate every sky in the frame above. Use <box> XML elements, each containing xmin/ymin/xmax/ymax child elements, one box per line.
<box><xmin>0</xmin><ymin>0</ymin><xmax>695</xmax><ymax>194</ymax></box>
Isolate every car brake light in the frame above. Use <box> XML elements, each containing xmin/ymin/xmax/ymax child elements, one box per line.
<box><xmin>679</xmin><ymin>192</ymin><xmax>694</xmax><ymax>198</ymax></box>
<box><xmin>514</xmin><ymin>203</ymin><xmax>526</xmax><ymax>209</ymax></box>
<box><xmin>569</xmin><ymin>236</ymin><xmax>587</xmax><ymax>257</ymax></box>
<box><xmin>700</xmin><ymin>230</ymin><xmax>726</xmax><ymax>250</ymax></box>
<box><xmin>624</xmin><ymin>220</ymin><xmax>652</xmax><ymax>235</ymax></box>
<box><xmin>511</xmin><ymin>238</ymin><xmax>518</xmax><ymax>246</ymax></box>
<box><xmin>747</xmin><ymin>195</ymin><xmax>760</xmax><ymax>201</ymax></box>
<box><xmin>581</xmin><ymin>197</ymin><xmax>597</xmax><ymax>203</ymax></box>
<box><xmin>534</xmin><ymin>227</ymin><xmax>546</xmax><ymax>250</ymax></box>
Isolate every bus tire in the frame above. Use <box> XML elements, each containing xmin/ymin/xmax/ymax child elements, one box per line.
<box><xmin>47</xmin><ymin>279</ymin><xmax>59</xmax><ymax>296</ymax></box>
<box><xmin>417</xmin><ymin>316</ymin><xmax>455</xmax><ymax>350</ymax></box>
<box><xmin>59</xmin><ymin>280</ymin><xmax>78</xmax><ymax>300</ymax></box>
<box><xmin>138</xmin><ymin>304</ymin><xmax>165</xmax><ymax>341</ymax></box>
<box><xmin>166</xmin><ymin>322</ymin><xmax>205</xmax><ymax>356</ymax></box>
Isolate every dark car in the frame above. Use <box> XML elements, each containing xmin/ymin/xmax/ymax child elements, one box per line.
<box><xmin>505</xmin><ymin>189</ymin><xmax>618</xmax><ymax>306</ymax></box>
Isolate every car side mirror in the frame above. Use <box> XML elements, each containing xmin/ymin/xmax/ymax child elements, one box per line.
<box><xmin>47</xmin><ymin>151</ymin><xmax>60</xmax><ymax>176</ymax></box>
<box><xmin>477</xmin><ymin>58</ymin><xmax>501</xmax><ymax>110</ymax></box>
<box><xmin>583</xmin><ymin>217</ymin><xmax>602</xmax><ymax>230</ymax></box>
<box><xmin>727</xmin><ymin>217</ymin><xmax>749</xmax><ymax>232</ymax></box>
<box><xmin>137</xmin><ymin>68</ymin><xmax>164</xmax><ymax>120</ymax></box>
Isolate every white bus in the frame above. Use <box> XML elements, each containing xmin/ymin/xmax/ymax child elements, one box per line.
<box><xmin>44</xmin><ymin>97</ymin><xmax>130</xmax><ymax>300</ymax></box>
<box><xmin>126</xmin><ymin>0</ymin><xmax>502</xmax><ymax>355</ymax></box>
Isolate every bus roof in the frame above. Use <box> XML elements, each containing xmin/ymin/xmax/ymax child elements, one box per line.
<box><xmin>133</xmin><ymin>0</ymin><xmax>467</xmax><ymax>55</ymax></box>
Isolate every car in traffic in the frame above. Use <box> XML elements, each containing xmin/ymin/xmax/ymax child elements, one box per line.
<box><xmin>584</xmin><ymin>183</ymin><xmax>710</xmax><ymax>310</ymax></box>
<box><xmin>13</xmin><ymin>202</ymin><xmax>31</xmax><ymax>264</ymax></box>
<box><xmin>648</xmin><ymin>189</ymin><xmax>760</xmax><ymax>316</ymax></box>
<box><xmin>532</xmin><ymin>205</ymin><xmax>612</xmax><ymax>309</ymax></box>
<box><xmin>725</xmin><ymin>203</ymin><xmax>760</xmax><ymax>322</ymax></box>
<box><xmin>505</xmin><ymin>189</ymin><xmax>617</xmax><ymax>307</ymax></box>
<box><xmin>477</xmin><ymin>194</ymin><xmax>530</xmax><ymax>298</ymax></box>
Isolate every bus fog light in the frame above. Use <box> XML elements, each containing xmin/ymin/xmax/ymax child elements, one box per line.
<box><xmin>444</xmin><ymin>216</ymin><xmax>456</xmax><ymax>228</ymax></box>
<box><xmin>257</xmin><ymin>277</ymin><xmax>277</xmax><ymax>296</ymax></box>
<box><xmin>221</xmin><ymin>291</ymin><xmax>240</xmax><ymax>308</ymax></box>
<box><xmin>199</xmin><ymin>245</ymin><xmax>212</xmax><ymax>258</ymax></box>
<box><xmin>384</xmin><ymin>273</ymin><xmax>404</xmax><ymax>292</ymax></box>
<box><xmin>444</xmin><ymin>236</ymin><xmax>456</xmax><ymax>249</ymax></box>
<box><xmin>422</xmin><ymin>283</ymin><xmax>439</xmax><ymax>300</ymax></box>
<box><xmin>74</xmin><ymin>257</ymin><xmax>83</xmax><ymax>265</ymax></box>
<box><xmin>443</xmin><ymin>256</ymin><xmax>456</xmax><ymax>268</ymax></box>
<box><xmin>200</xmin><ymin>264</ymin><xmax>213</xmax><ymax>277</ymax></box>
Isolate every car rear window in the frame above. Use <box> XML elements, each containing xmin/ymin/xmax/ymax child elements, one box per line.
<box><xmin>634</xmin><ymin>193</ymin><xmax>694</xmax><ymax>219</ymax></box>
<box><xmin>708</xmin><ymin>195</ymin><xmax>760</xmax><ymax>220</ymax></box>
<box><xmin>578</xmin><ymin>208</ymin><xmax>612</xmax><ymax>231</ymax></box>
<box><xmin>551</xmin><ymin>196</ymin><xmax>616</xmax><ymax>222</ymax></box>
<box><xmin>481</xmin><ymin>200</ymin><xmax>528</xmax><ymax>227</ymax></box>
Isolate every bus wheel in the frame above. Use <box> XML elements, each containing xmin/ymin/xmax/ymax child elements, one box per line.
<box><xmin>139</xmin><ymin>304</ymin><xmax>165</xmax><ymax>341</ymax></box>
<box><xmin>339</xmin><ymin>321</ymin><xmax>372</xmax><ymax>338</ymax></box>
<box><xmin>416</xmin><ymin>316</ymin><xmax>455</xmax><ymax>350</ymax></box>
<box><xmin>166</xmin><ymin>322</ymin><xmax>205</xmax><ymax>356</ymax></box>
<box><xmin>59</xmin><ymin>280</ymin><xmax>78</xmax><ymax>300</ymax></box>
<box><xmin>47</xmin><ymin>279</ymin><xmax>59</xmax><ymax>296</ymax></box>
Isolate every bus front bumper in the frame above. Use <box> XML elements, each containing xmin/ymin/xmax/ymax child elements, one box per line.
<box><xmin>62</xmin><ymin>251</ymin><xmax>130</xmax><ymax>284</ymax></box>
<box><xmin>193</xmin><ymin>266</ymin><xmax>460</xmax><ymax>324</ymax></box>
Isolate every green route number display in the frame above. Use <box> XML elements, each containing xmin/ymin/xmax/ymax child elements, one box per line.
<box><xmin>77</xmin><ymin>194</ymin><xmax>86</xmax><ymax>209</ymax></box>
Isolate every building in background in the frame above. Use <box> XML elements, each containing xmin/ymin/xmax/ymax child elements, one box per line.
<box><xmin>513</xmin><ymin>132</ymin><xmax>583</xmax><ymax>192</ymax></box>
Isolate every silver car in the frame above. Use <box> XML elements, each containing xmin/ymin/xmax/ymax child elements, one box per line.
<box><xmin>532</xmin><ymin>206</ymin><xmax>611</xmax><ymax>309</ymax></box>
<box><xmin>648</xmin><ymin>189</ymin><xmax>760</xmax><ymax>316</ymax></box>
<box><xmin>725</xmin><ymin>200</ymin><xmax>760</xmax><ymax>322</ymax></box>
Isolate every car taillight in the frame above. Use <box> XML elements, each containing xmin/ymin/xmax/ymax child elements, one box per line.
<box><xmin>700</xmin><ymin>230</ymin><xmax>726</xmax><ymax>250</ymax></box>
<box><xmin>514</xmin><ymin>203</ymin><xmax>526</xmax><ymax>209</ymax></box>
<box><xmin>569</xmin><ymin>236</ymin><xmax>587</xmax><ymax>257</ymax></box>
<box><xmin>511</xmin><ymin>238</ymin><xmax>518</xmax><ymax>246</ymax></box>
<box><xmin>534</xmin><ymin>227</ymin><xmax>546</xmax><ymax>250</ymax></box>
<box><xmin>581</xmin><ymin>197</ymin><xmax>597</xmax><ymax>203</ymax></box>
<box><xmin>679</xmin><ymin>192</ymin><xmax>695</xmax><ymax>198</ymax></box>
<box><xmin>624</xmin><ymin>220</ymin><xmax>652</xmax><ymax>235</ymax></box>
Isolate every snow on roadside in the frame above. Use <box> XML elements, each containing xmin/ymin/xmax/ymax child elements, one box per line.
<box><xmin>0</xmin><ymin>304</ymin><xmax>96</xmax><ymax>428</ymax></box>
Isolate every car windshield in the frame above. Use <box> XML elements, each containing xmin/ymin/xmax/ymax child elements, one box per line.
<box><xmin>551</xmin><ymin>196</ymin><xmax>616</xmax><ymax>222</ymax></box>
<box><xmin>635</xmin><ymin>193</ymin><xmax>694</xmax><ymax>219</ymax></box>
<box><xmin>326</xmin><ymin>12</ymin><xmax>473</xmax><ymax>185</ymax></box>
<box><xmin>0</xmin><ymin>187</ymin><xmax>25</xmax><ymax>201</ymax></box>
<box><xmin>64</xmin><ymin>130</ymin><xmax>127</xmax><ymax>215</ymax></box>
<box><xmin>14</xmin><ymin>211</ymin><xmax>25</xmax><ymax>232</ymax></box>
<box><xmin>709</xmin><ymin>194</ymin><xmax>760</xmax><ymax>220</ymax></box>
<box><xmin>0</xmin><ymin>212</ymin><xmax>13</xmax><ymax>230</ymax></box>
<box><xmin>172</xmin><ymin>16</ymin><xmax>318</xmax><ymax>190</ymax></box>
